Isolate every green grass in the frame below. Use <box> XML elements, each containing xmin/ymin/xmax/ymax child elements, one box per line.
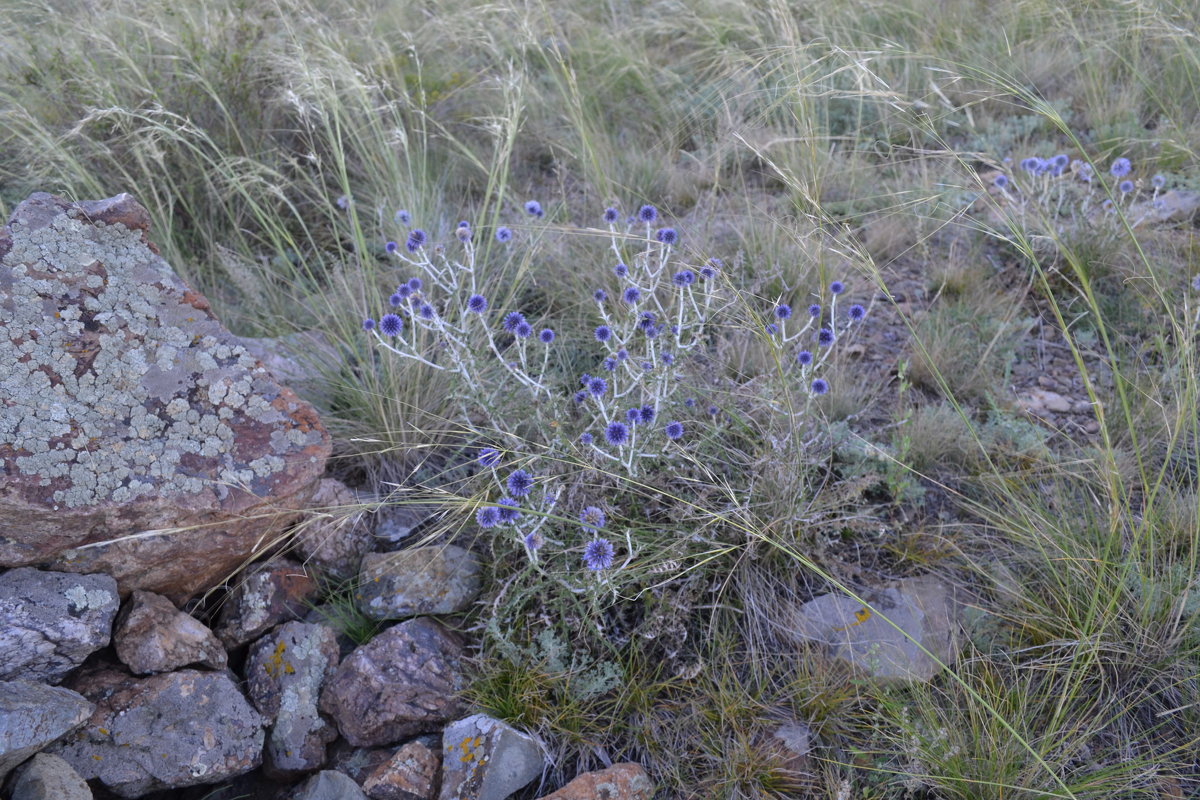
<box><xmin>3</xmin><ymin>0</ymin><xmax>1200</xmax><ymax>796</ymax></box>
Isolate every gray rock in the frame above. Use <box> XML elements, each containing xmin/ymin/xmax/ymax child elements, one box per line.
<box><xmin>9</xmin><ymin>752</ymin><xmax>93</xmax><ymax>800</ymax></box>
<box><xmin>1131</xmin><ymin>189</ymin><xmax>1200</xmax><ymax>226</ymax></box>
<box><xmin>373</xmin><ymin>505</ymin><xmax>439</xmax><ymax>548</ymax></box>
<box><xmin>763</xmin><ymin>721</ymin><xmax>811</xmax><ymax>775</ymax></box>
<box><xmin>215</xmin><ymin>557</ymin><xmax>318</xmax><ymax>648</ymax></box>
<box><xmin>291</xmin><ymin>769</ymin><xmax>369</xmax><ymax>800</ymax></box>
<box><xmin>0</xmin><ymin>568</ymin><xmax>119</xmax><ymax>683</ymax></box>
<box><xmin>327</xmin><ymin>742</ymin><xmax>393</xmax><ymax>786</ymax></box>
<box><xmin>293</xmin><ymin>479</ymin><xmax>373</xmax><ymax>583</ymax></box>
<box><xmin>785</xmin><ymin>575</ymin><xmax>959</xmax><ymax>682</ymax></box>
<box><xmin>52</xmin><ymin>668</ymin><xmax>264</xmax><ymax>797</ymax></box>
<box><xmin>0</xmin><ymin>680</ymin><xmax>93</xmax><ymax>783</ymax></box>
<box><xmin>362</xmin><ymin>739</ymin><xmax>440</xmax><ymax>800</ymax></box>
<box><xmin>245</xmin><ymin>621</ymin><xmax>340</xmax><ymax>777</ymax></box>
<box><xmin>0</xmin><ymin>192</ymin><xmax>331</xmax><ymax>603</ymax></box>
<box><xmin>320</xmin><ymin>618</ymin><xmax>465</xmax><ymax>747</ymax></box>
<box><xmin>439</xmin><ymin>715</ymin><xmax>542</xmax><ymax>800</ymax></box>
<box><xmin>356</xmin><ymin>547</ymin><xmax>481</xmax><ymax>620</ymax></box>
<box><xmin>113</xmin><ymin>589</ymin><xmax>226</xmax><ymax>674</ymax></box>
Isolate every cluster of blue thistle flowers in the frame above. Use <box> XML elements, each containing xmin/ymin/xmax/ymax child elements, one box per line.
<box><xmin>989</xmin><ymin>153</ymin><xmax>1168</xmax><ymax>229</ymax></box>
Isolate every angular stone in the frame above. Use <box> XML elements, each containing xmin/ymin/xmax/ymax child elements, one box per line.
<box><xmin>245</xmin><ymin>621</ymin><xmax>340</xmax><ymax>777</ymax></box>
<box><xmin>9</xmin><ymin>752</ymin><xmax>93</xmax><ymax>800</ymax></box>
<box><xmin>113</xmin><ymin>589</ymin><xmax>226</xmax><ymax>674</ymax></box>
<box><xmin>760</xmin><ymin>721</ymin><xmax>811</xmax><ymax>776</ymax></box>
<box><xmin>291</xmin><ymin>769</ymin><xmax>369</xmax><ymax>800</ymax></box>
<box><xmin>215</xmin><ymin>558</ymin><xmax>318</xmax><ymax>648</ymax></box>
<box><xmin>439</xmin><ymin>714</ymin><xmax>542</xmax><ymax>800</ymax></box>
<box><xmin>785</xmin><ymin>576</ymin><xmax>959</xmax><ymax>682</ymax></box>
<box><xmin>356</xmin><ymin>547</ymin><xmax>481</xmax><ymax>621</ymax></box>
<box><xmin>0</xmin><ymin>567</ymin><xmax>119</xmax><ymax>683</ymax></box>
<box><xmin>293</xmin><ymin>479</ymin><xmax>373</xmax><ymax>583</ymax></box>
<box><xmin>373</xmin><ymin>504</ymin><xmax>439</xmax><ymax>548</ymax></box>
<box><xmin>52</xmin><ymin>668</ymin><xmax>264</xmax><ymax>798</ymax></box>
<box><xmin>534</xmin><ymin>763</ymin><xmax>653</xmax><ymax>800</ymax></box>
<box><xmin>0</xmin><ymin>192</ymin><xmax>331</xmax><ymax>603</ymax></box>
<box><xmin>327</xmin><ymin>742</ymin><xmax>394</xmax><ymax>786</ymax></box>
<box><xmin>363</xmin><ymin>739</ymin><xmax>440</xmax><ymax>800</ymax></box>
<box><xmin>320</xmin><ymin>618</ymin><xmax>465</xmax><ymax>747</ymax></box>
<box><xmin>1130</xmin><ymin>189</ymin><xmax>1200</xmax><ymax>226</ymax></box>
<box><xmin>0</xmin><ymin>680</ymin><xmax>93</xmax><ymax>783</ymax></box>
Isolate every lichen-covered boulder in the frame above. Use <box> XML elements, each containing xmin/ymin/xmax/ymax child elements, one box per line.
<box><xmin>245</xmin><ymin>621</ymin><xmax>340</xmax><ymax>777</ymax></box>
<box><xmin>51</xmin><ymin>667</ymin><xmax>265</xmax><ymax>798</ymax></box>
<box><xmin>356</xmin><ymin>546</ymin><xmax>481</xmax><ymax>621</ymax></box>
<box><xmin>0</xmin><ymin>192</ymin><xmax>330</xmax><ymax>602</ymax></box>
<box><xmin>439</xmin><ymin>714</ymin><xmax>542</xmax><ymax>800</ymax></box>
<box><xmin>0</xmin><ymin>680</ymin><xmax>94</xmax><ymax>783</ymax></box>
<box><xmin>320</xmin><ymin>618</ymin><xmax>465</xmax><ymax>747</ymax></box>
<box><xmin>215</xmin><ymin>557</ymin><xmax>319</xmax><ymax>648</ymax></box>
<box><xmin>0</xmin><ymin>567</ymin><xmax>119</xmax><ymax>684</ymax></box>
<box><xmin>112</xmin><ymin>589</ymin><xmax>226</xmax><ymax>675</ymax></box>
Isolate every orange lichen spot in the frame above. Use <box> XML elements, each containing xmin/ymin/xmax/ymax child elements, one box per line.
<box><xmin>833</xmin><ymin>607</ymin><xmax>872</xmax><ymax>632</ymax></box>
<box><xmin>97</xmin><ymin>727</ymin><xmax>109</xmax><ymax>735</ymax></box>
<box><xmin>263</xmin><ymin>640</ymin><xmax>291</xmax><ymax>678</ymax></box>
<box><xmin>92</xmin><ymin>755</ymin><xmax>102</xmax><ymax>761</ymax></box>
<box><xmin>54</xmin><ymin>311</ymin><xmax>61</xmax><ymax>318</ymax></box>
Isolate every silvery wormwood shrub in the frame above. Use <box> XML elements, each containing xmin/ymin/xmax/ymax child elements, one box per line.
<box><xmin>361</xmin><ymin>200</ymin><xmax>868</xmax><ymax>601</ymax></box>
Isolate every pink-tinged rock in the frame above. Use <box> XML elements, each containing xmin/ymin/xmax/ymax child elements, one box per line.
<box><xmin>362</xmin><ymin>740</ymin><xmax>440</xmax><ymax>800</ymax></box>
<box><xmin>293</xmin><ymin>479</ymin><xmax>373</xmax><ymax>583</ymax></box>
<box><xmin>51</xmin><ymin>667</ymin><xmax>264</xmax><ymax>798</ymax></box>
<box><xmin>533</xmin><ymin>763</ymin><xmax>654</xmax><ymax>800</ymax></box>
<box><xmin>245</xmin><ymin>621</ymin><xmax>341</xmax><ymax>777</ymax></box>
<box><xmin>320</xmin><ymin>618</ymin><xmax>465</xmax><ymax>747</ymax></box>
<box><xmin>0</xmin><ymin>192</ymin><xmax>330</xmax><ymax>603</ymax></box>
<box><xmin>215</xmin><ymin>558</ymin><xmax>319</xmax><ymax>648</ymax></box>
<box><xmin>112</xmin><ymin>590</ymin><xmax>226</xmax><ymax>675</ymax></box>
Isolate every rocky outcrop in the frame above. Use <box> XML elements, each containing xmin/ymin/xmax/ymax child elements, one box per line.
<box><xmin>0</xmin><ymin>192</ymin><xmax>330</xmax><ymax>602</ymax></box>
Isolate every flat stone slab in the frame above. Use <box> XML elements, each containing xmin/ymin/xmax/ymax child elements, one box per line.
<box><xmin>356</xmin><ymin>547</ymin><xmax>481</xmax><ymax>620</ymax></box>
<box><xmin>0</xmin><ymin>680</ymin><xmax>94</xmax><ymax>783</ymax></box>
<box><xmin>0</xmin><ymin>567</ymin><xmax>119</xmax><ymax>684</ymax></box>
<box><xmin>0</xmin><ymin>192</ymin><xmax>330</xmax><ymax>602</ymax></box>
<box><xmin>52</xmin><ymin>668</ymin><xmax>264</xmax><ymax>798</ymax></box>
<box><xmin>785</xmin><ymin>575</ymin><xmax>959</xmax><ymax>682</ymax></box>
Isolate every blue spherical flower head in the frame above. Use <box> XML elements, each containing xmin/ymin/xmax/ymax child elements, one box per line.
<box><xmin>407</xmin><ymin>277</ymin><xmax>423</xmax><ymax>292</ymax></box>
<box><xmin>588</xmin><ymin>377</ymin><xmax>608</xmax><ymax>396</ymax></box>
<box><xmin>573</xmin><ymin>391</ymin><xmax>587</xmax><ymax>404</ymax></box>
<box><xmin>336</xmin><ymin>194</ymin><xmax>349</xmax><ymax>210</ymax></box>
<box><xmin>506</xmin><ymin>469</ymin><xmax>534</xmax><ymax>498</ymax></box>
<box><xmin>476</xmin><ymin>506</ymin><xmax>501</xmax><ymax>528</ymax></box>
<box><xmin>830</xmin><ymin>281</ymin><xmax>845</xmax><ymax>295</ymax></box>
<box><xmin>478</xmin><ymin>447</ymin><xmax>501</xmax><ymax>468</ymax></box>
<box><xmin>605</xmin><ymin>421</ymin><xmax>629</xmax><ymax>446</ymax></box>
<box><xmin>638</xmin><ymin>311</ymin><xmax>657</xmax><ymax>331</ymax></box>
<box><xmin>397</xmin><ymin>285</ymin><xmax>413</xmax><ymax>300</ymax></box>
<box><xmin>467</xmin><ymin>294</ymin><xmax>488</xmax><ymax>313</ymax></box>
<box><xmin>497</xmin><ymin>497</ymin><xmax>521</xmax><ymax>524</ymax></box>
<box><xmin>594</xmin><ymin>289</ymin><xmax>607</xmax><ymax>303</ymax></box>
<box><xmin>503</xmin><ymin>311</ymin><xmax>527</xmax><ymax>332</ymax></box>
<box><xmin>641</xmin><ymin>361</ymin><xmax>653</xmax><ymax>371</ymax></box>
<box><xmin>379</xmin><ymin>314</ymin><xmax>403</xmax><ymax>336</ymax></box>
<box><xmin>406</xmin><ymin>229</ymin><xmax>427</xmax><ymax>252</ymax></box>
<box><xmin>602</xmin><ymin>358</ymin><xmax>616</xmax><ymax>371</ymax></box>
<box><xmin>774</xmin><ymin>304</ymin><xmax>792</xmax><ymax>320</ymax></box>
<box><xmin>389</xmin><ymin>292</ymin><xmax>404</xmax><ymax>307</ymax></box>
<box><xmin>811</xmin><ymin>378</ymin><xmax>829</xmax><ymax>395</ymax></box>
<box><xmin>395</xmin><ymin>209</ymin><xmax>412</xmax><ymax>225</ymax></box>
<box><xmin>638</xmin><ymin>205</ymin><xmax>658</xmax><ymax>223</ymax></box>
<box><xmin>684</xmin><ymin>397</ymin><xmax>696</xmax><ymax>408</ymax></box>
<box><xmin>594</xmin><ymin>325</ymin><xmax>612</xmax><ymax>343</ymax></box>
<box><xmin>625</xmin><ymin>407</ymin><xmax>640</xmax><ymax>423</ymax></box>
<box><xmin>583</xmin><ymin>538</ymin><xmax>615</xmax><ymax>570</ymax></box>
<box><xmin>579</xmin><ymin>506</ymin><xmax>606</xmax><ymax>531</ymax></box>
<box><xmin>603</xmin><ymin>207</ymin><xmax>620</xmax><ymax>223</ymax></box>
<box><xmin>539</xmin><ymin>328</ymin><xmax>555</xmax><ymax>344</ymax></box>
<box><xmin>456</xmin><ymin>224</ymin><xmax>472</xmax><ymax>242</ymax></box>
<box><xmin>640</xmin><ymin>405</ymin><xmax>656</xmax><ymax>424</ymax></box>
<box><xmin>495</xmin><ymin>227</ymin><xmax>513</xmax><ymax>243</ymax></box>
<box><xmin>848</xmin><ymin>304</ymin><xmax>866</xmax><ymax>321</ymax></box>
<box><xmin>579</xmin><ymin>432</ymin><xmax>594</xmax><ymax>445</ymax></box>
<box><xmin>993</xmin><ymin>174</ymin><xmax>1009</xmax><ymax>189</ymax></box>
<box><xmin>362</xmin><ymin>318</ymin><xmax>376</xmax><ymax>331</ymax></box>
<box><xmin>699</xmin><ymin>266</ymin><xmax>716</xmax><ymax>281</ymax></box>
<box><xmin>523</xmin><ymin>532</ymin><xmax>544</xmax><ymax>551</ymax></box>
<box><xmin>1110</xmin><ymin>157</ymin><xmax>1132</xmax><ymax>178</ymax></box>
<box><xmin>1152</xmin><ymin>173</ymin><xmax>1166</xmax><ymax>188</ymax></box>
<box><xmin>655</xmin><ymin>228</ymin><xmax>678</xmax><ymax>245</ymax></box>
<box><xmin>623</xmin><ymin>286</ymin><xmax>641</xmax><ymax>305</ymax></box>
<box><xmin>524</xmin><ymin>200</ymin><xmax>544</xmax><ymax>217</ymax></box>
<box><xmin>1119</xmin><ymin>180</ymin><xmax>1134</xmax><ymax>193</ymax></box>
<box><xmin>661</xmin><ymin>352</ymin><xmax>674</xmax><ymax>365</ymax></box>
<box><xmin>796</xmin><ymin>350</ymin><xmax>813</xmax><ymax>366</ymax></box>
<box><xmin>514</xmin><ymin>321</ymin><xmax>533</xmax><ymax>339</ymax></box>
<box><xmin>385</xmin><ymin>241</ymin><xmax>398</xmax><ymax>254</ymax></box>
<box><xmin>765</xmin><ymin>323</ymin><xmax>778</xmax><ymax>336</ymax></box>
<box><xmin>418</xmin><ymin>303</ymin><xmax>435</xmax><ymax>320</ymax></box>
<box><xmin>707</xmin><ymin>405</ymin><xmax>719</xmax><ymax>416</ymax></box>
<box><xmin>1075</xmin><ymin>162</ymin><xmax>1094</xmax><ymax>182</ymax></box>
<box><xmin>664</xmin><ymin>421</ymin><xmax>684</xmax><ymax>440</ymax></box>
<box><xmin>1053</xmin><ymin>154</ymin><xmax>1069</xmax><ymax>169</ymax></box>
<box><xmin>580</xmin><ymin>374</ymin><xmax>593</xmax><ymax>386</ymax></box>
<box><xmin>616</xmin><ymin>349</ymin><xmax>628</xmax><ymax>361</ymax></box>
<box><xmin>817</xmin><ymin>328</ymin><xmax>835</xmax><ymax>346</ymax></box>
<box><xmin>613</xmin><ymin>263</ymin><xmax>629</xmax><ymax>278</ymax></box>
<box><xmin>808</xmin><ymin>303</ymin><xmax>821</xmax><ymax>318</ymax></box>
<box><xmin>673</xmin><ymin>270</ymin><xmax>696</xmax><ymax>286</ymax></box>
